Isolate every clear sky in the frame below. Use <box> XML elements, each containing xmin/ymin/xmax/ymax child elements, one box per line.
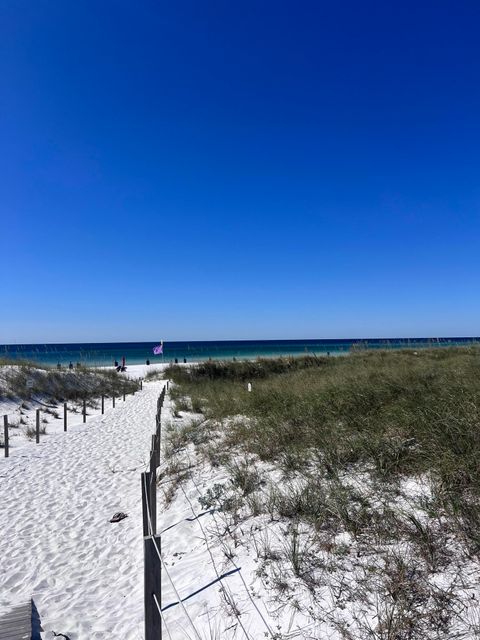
<box><xmin>2</xmin><ymin>1</ymin><xmax>480</xmax><ymax>343</ymax></box>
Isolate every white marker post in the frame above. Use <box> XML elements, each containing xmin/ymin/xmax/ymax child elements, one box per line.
<box><xmin>247</xmin><ymin>382</ymin><xmax>252</xmax><ymax>392</ymax></box>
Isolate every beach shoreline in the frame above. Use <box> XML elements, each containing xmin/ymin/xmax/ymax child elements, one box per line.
<box><xmin>2</xmin><ymin>337</ymin><xmax>478</xmax><ymax>368</ymax></box>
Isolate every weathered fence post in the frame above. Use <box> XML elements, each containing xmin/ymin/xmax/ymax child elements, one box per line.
<box><xmin>140</xmin><ymin>388</ymin><xmax>164</xmax><ymax>640</ymax></box>
<box><xmin>64</xmin><ymin>402</ymin><xmax>67</xmax><ymax>432</ymax></box>
<box><xmin>101</xmin><ymin>395</ymin><xmax>105</xmax><ymax>414</ymax></box>
<box><xmin>144</xmin><ymin>535</ymin><xmax>162</xmax><ymax>640</ymax></box>
<box><xmin>113</xmin><ymin>395</ymin><xmax>116</xmax><ymax>408</ymax></box>
<box><xmin>4</xmin><ymin>415</ymin><xmax>9</xmax><ymax>458</ymax></box>
<box><xmin>140</xmin><ymin>379</ymin><xmax>143</xmax><ymax>390</ymax></box>
<box><xmin>123</xmin><ymin>391</ymin><xmax>126</xmax><ymax>402</ymax></box>
<box><xmin>36</xmin><ymin>409</ymin><xmax>40</xmax><ymax>444</ymax></box>
<box><xmin>142</xmin><ymin>471</ymin><xmax>150</xmax><ymax>537</ymax></box>
<box><xmin>83</xmin><ymin>399</ymin><xmax>87</xmax><ymax>423</ymax></box>
<box><xmin>151</xmin><ymin>435</ymin><xmax>156</xmax><ymax>469</ymax></box>
<box><xmin>151</xmin><ymin>434</ymin><xmax>160</xmax><ymax>470</ymax></box>
<box><xmin>141</xmin><ymin>471</ymin><xmax>157</xmax><ymax>537</ymax></box>
<box><xmin>149</xmin><ymin>472</ymin><xmax>157</xmax><ymax>538</ymax></box>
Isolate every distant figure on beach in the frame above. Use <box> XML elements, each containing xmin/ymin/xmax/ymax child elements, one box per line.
<box><xmin>174</xmin><ymin>358</ymin><xmax>178</xmax><ymax>364</ymax></box>
<box><xmin>115</xmin><ymin>356</ymin><xmax>127</xmax><ymax>372</ymax></box>
<box><xmin>183</xmin><ymin>358</ymin><xmax>187</xmax><ymax>363</ymax></box>
<box><xmin>69</xmin><ymin>361</ymin><xmax>73</xmax><ymax>370</ymax></box>
<box><xmin>146</xmin><ymin>359</ymin><xmax>150</xmax><ymax>365</ymax></box>
<box><xmin>114</xmin><ymin>360</ymin><xmax>119</xmax><ymax>368</ymax></box>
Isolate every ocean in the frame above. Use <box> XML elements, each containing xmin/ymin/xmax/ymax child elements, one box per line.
<box><xmin>0</xmin><ymin>338</ymin><xmax>478</xmax><ymax>367</ymax></box>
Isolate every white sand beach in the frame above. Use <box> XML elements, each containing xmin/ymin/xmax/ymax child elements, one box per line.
<box><xmin>0</xmin><ymin>380</ymin><xmax>162</xmax><ymax>638</ymax></box>
<box><xmin>0</xmin><ymin>376</ymin><xmax>290</xmax><ymax>639</ymax></box>
<box><xmin>1</xmin><ymin>363</ymin><xmax>479</xmax><ymax>639</ymax></box>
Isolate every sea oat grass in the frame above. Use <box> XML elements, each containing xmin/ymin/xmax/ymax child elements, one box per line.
<box><xmin>0</xmin><ymin>360</ymin><xmax>138</xmax><ymax>402</ymax></box>
<box><xmin>166</xmin><ymin>347</ymin><xmax>480</xmax><ymax>550</ymax></box>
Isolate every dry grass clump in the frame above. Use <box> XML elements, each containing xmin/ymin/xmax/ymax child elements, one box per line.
<box><xmin>25</xmin><ymin>424</ymin><xmax>47</xmax><ymax>439</ymax></box>
<box><xmin>164</xmin><ymin>418</ymin><xmax>208</xmax><ymax>457</ymax></box>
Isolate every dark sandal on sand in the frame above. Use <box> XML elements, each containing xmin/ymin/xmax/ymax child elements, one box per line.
<box><xmin>109</xmin><ymin>512</ymin><xmax>128</xmax><ymax>523</ymax></box>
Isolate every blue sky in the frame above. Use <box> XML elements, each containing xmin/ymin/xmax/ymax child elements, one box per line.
<box><xmin>2</xmin><ymin>1</ymin><xmax>480</xmax><ymax>343</ymax></box>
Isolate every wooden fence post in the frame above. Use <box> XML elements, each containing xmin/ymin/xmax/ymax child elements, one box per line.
<box><xmin>140</xmin><ymin>379</ymin><xmax>143</xmax><ymax>390</ymax></box>
<box><xmin>36</xmin><ymin>409</ymin><xmax>40</xmax><ymax>444</ymax></box>
<box><xmin>141</xmin><ymin>394</ymin><xmax>163</xmax><ymax>640</ymax></box>
<box><xmin>151</xmin><ymin>435</ymin><xmax>155</xmax><ymax>470</ymax></box>
<box><xmin>64</xmin><ymin>402</ymin><xmax>67</xmax><ymax>432</ymax></box>
<box><xmin>113</xmin><ymin>395</ymin><xmax>116</xmax><ymax>408</ymax></box>
<box><xmin>151</xmin><ymin>434</ymin><xmax>160</xmax><ymax>470</ymax></box>
<box><xmin>4</xmin><ymin>415</ymin><xmax>9</xmax><ymax>458</ymax></box>
<box><xmin>83</xmin><ymin>399</ymin><xmax>87</xmax><ymax>423</ymax></box>
<box><xmin>123</xmin><ymin>391</ymin><xmax>126</xmax><ymax>401</ymax></box>
<box><xmin>141</xmin><ymin>471</ymin><xmax>150</xmax><ymax>537</ymax></box>
<box><xmin>101</xmin><ymin>395</ymin><xmax>104</xmax><ymax>414</ymax></box>
<box><xmin>144</xmin><ymin>535</ymin><xmax>162</xmax><ymax>640</ymax></box>
<box><xmin>149</xmin><ymin>472</ymin><xmax>157</xmax><ymax>538</ymax></box>
<box><xmin>141</xmin><ymin>471</ymin><xmax>157</xmax><ymax>537</ymax></box>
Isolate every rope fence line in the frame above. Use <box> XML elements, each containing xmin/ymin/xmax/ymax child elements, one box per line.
<box><xmin>180</xmin><ymin>454</ymin><xmax>276</xmax><ymax>639</ymax></box>
<box><xmin>143</xmin><ymin>476</ymin><xmax>201</xmax><ymax>640</ymax></box>
<box><xmin>153</xmin><ymin>594</ymin><xmax>173</xmax><ymax>640</ymax></box>
<box><xmin>186</xmin><ymin>465</ymin><xmax>276</xmax><ymax>639</ymax></box>
<box><xmin>2</xmin><ymin>378</ymin><xmax>145</xmax><ymax>458</ymax></box>
<box><xmin>177</xmin><ymin>481</ymin><xmax>252</xmax><ymax>640</ymax></box>
<box><xmin>142</xmin><ymin>382</ymin><xmax>272</xmax><ymax>640</ymax></box>
<box><xmin>141</xmin><ymin>384</ymin><xmax>204</xmax><ymax>640</ymax></box>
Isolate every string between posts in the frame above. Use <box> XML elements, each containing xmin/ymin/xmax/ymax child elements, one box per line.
<box><xmin>152</xmin><ymin>594</ymin><xmax>173</xmax><ymax>640</ymax></box>
<box><xmin>142</xmin><ymin>471</ymin><xmax>202</xmax><ymax>640</ymax></box>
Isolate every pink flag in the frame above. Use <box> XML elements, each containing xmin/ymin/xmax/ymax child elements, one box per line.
<box><xmin>153</xmin><ymin>344</ymin><xmax>163</xmax><ymax>355</ymax></box>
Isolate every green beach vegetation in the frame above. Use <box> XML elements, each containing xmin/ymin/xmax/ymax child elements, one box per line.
<box><xmin>165</xmin><ymin>348</ymin><xmax>480</xmax><ymax>499</ymax></box>
<box><xmin>161</xmin><ymin>347</ymin><xmax>480</xmax><ymax>637</ymax></box>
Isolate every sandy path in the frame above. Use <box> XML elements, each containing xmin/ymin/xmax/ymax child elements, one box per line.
<box><xmin>0</xmin><ymin>381</ymin><xmax>164</xmax><ymax>640</ymax></box>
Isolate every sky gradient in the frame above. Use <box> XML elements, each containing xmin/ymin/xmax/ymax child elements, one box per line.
<box><xmin>2</xmin><ymin>1</ymin><xmax>480</xmax><ymax>343</ymax></box>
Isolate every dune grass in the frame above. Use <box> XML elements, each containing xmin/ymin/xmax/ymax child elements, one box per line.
<box><xmin>161</xmin><ymin>349</ymin><xmax>480</xmax><ymax>637</ymax></box>
<box><xmin>165</xmin><ymin>348</ymin><xmax>480</xmax><ymax>552</ymax></box>
<box><xmin>0</xmin><ymin>359</ymin><xmax>139</xmax><ymax>402</ymax></box>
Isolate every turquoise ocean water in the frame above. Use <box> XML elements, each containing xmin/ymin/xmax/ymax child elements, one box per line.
<box><xmin>0</xmin><ymin>338</ymin><xmax>478</xmax><ymax>367</ymax></box>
